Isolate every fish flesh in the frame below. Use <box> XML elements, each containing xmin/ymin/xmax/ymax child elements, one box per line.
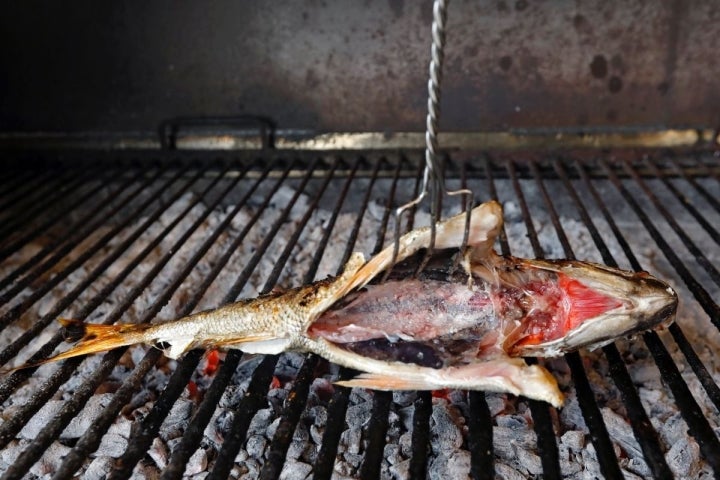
<box><xmin>15</xmin><ymin>201</ymin><xmax>677</xmax><ymax>407</ymax></box>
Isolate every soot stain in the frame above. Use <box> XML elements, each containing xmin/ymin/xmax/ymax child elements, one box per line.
<box><xmin>499</xmin><ymin>55</ymin><xmax>513</xmax><ymax>71</ymax></box>
<box><xmin>608</xmin><ymin>76</ymin><xmax>623</xmax><ymax>93</ymax></box>
<box><xmin>590</xmin><ymin>55</ymin><xmax>608</xmax><ymax>79</ymax></box>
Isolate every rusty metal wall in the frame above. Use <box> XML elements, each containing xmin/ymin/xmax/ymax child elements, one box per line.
<box><xmin>1</xmin><ymin>0</ymin><xmax>718</xmax><ymax>134</ymax></box>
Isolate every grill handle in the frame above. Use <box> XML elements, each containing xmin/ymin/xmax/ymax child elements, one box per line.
<box><xmin>158</xmin><ymin>115</ymin><xmax>276</xmax><ymax>150</ymax></box>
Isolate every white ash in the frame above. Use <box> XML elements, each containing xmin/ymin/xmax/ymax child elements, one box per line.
<box><xmin>1</xmin><ymin>174</ymin><xmax>718</xmax><ymax>479</ymax></box>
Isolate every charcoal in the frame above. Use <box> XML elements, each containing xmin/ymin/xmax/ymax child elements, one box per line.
<box><xmin>85</xmin><ymin>456</ymin><xmax>114</xmax><ymax>480</ymax></box>
<box><xmin>384</xmin><ymin>443</ymin><xmax>401</xmax><ymax>465</ymax></box>
<box><xmin>485</xmin><ymin>394</ymin><xmax>510</xmax><ymax>416</ymax></box>
<box><xmin>428</xmin><ymin>450</ymin><xmax>471</xmax><ymax>479</ymax></box>
<box><xmin>308</xmin><ymin>405</ymin><xmax>328</xmax><ymax>426</ymax></box>
<box><xmin>349</xmin><ymin>387</ymin><xmax>374</xmax><ymax>403</ymax></box>
<box><xmin>387</xmin><ymin>409</ymin><xmax>402</xmax><ymax>438</ymax></box>
<box><xmin>248</xmin><ymin>408</ymin><xmax>274</xmax><ymax>436</ymax></box>
<box><xmin>600</xmin><ymin>407</ymin><xmax>648</xmax><ymax>473</ymax></box>
<box><xmin>268</xmin><ymin>387</ymin><xmax>289</xmax><ymax>412</ymax></box>
<box><xmin>430</xmin><ymin>403</ymin><xmax>463</xmax><ymax>454</ymax></box>
<box><xmin>392</xmin><ymin>390</ymin><xmax>417</xmax><ymax>407</ymax></box>
<box><xmin>159</xmin><ymin>397</ymin><xmax>193</xmax><ymax>440</ymax></box>
<box><xmin>310</xmin><ymin>424</ymin><xmax>324</xmax><ymax>445</ymax></box>
<box><xmin>184</xmin><ymin>448</ymin><xmax>208</xmax><ymax>476</ymax></box>
<box><xmin>495</xmin><ymin>414</ymin><xmax>527</xmax><ymax>429</ymax></box>
<box><xmin>343</xmin><ymin>451</ymin><xmax>363</xmax><ymax>468</ymax></box>
<box><xmin>346</xmin><ymin>400</ymin><xmax>372</xmax><ymax>424</ymax></box>
<box><xmin>242</xmin><ymin>458</ymin><xmax>261</xmax><ymax>479</ymax></box>
<box><xmin>266</xmin><ymin>417</ymin><xmax>281</xmax><ymax>440</ymax></box>
<box><xmin>58</xmin><ymin>394</ymin><xmax>113</xmax><ymax>438</ymax></box>
<box><xmin>333</xmin><ymin>459</ymin><xmax>356</xmax><ymax>477</ymax></box>
<box><xmin>398</xmin><ymin>431</ymin><xmax>413</xmax><ymax>457</ymax></box>
<box><xmin>652</xmin><ymin>412</ymin><xmax>686</xmax><ymax>446</ymax></box>
<box><xmin>621</xmin><ymin>469</ymin><xmax>645</xmax><ymax>480</ymax></box>
<box><xmin>341</xmin><ymin>428</ymin><xmax>362</xmax><ymax>455</ymax></box>
<box><xmin>666</xmin><ymin>437</ymin><xmax>700</xmax><ymax>478</ymax></box>
<box><xmin>300</xmin><ymin>442</ymin><xmax>318</xmax><ymax>464</ymax></box>
<box><xmin>30</xmin><ymin>442</ymin><xmax>71</xmax><ymax>477</ymax></box>
<box><xmin>246</xmin><ymin>434</ymin><xmax>268</xmax><ymax>459</ymax></box>
<box><xmin>19</xmin><ymin>400</ymin><xmax>63</xmax><ymax>439</ymax></box>
<box><xmin>580</xmin><ymin>442</ymin><xmax>603</xmax><ymax>479</ymax></box>
<box><xmin>560</xmin><ymin>429</ymin><xmax>585</xmax><ymax>451</ymax></box>
<box><xmin>148</xmin><ymin>437</ymin><xmax>169</xmax><ymax>469</ymax></box>
<box><xmin>234</xmin><ymin>448</ymin><xmax>249</xmax><ymax>463</ymax></box>
<box><xmin>287</xmin><ymin>423</ymin><xmax>310</xmax><ymax>460</ymax></box>
<box><xmin>0</xmin><ymin>442</ymin><xmax>21</xmax><ymax>476</ymax></box>
<box><xmin>398</xmin><ymin>406</ymin><xmax>414</xmax><ymax>431</ymax></box>
<box><xmin>97</xmin><ymin>432</ymin><xmax>129</xmax><ymax>457</ymax></box>
<box><xmin>559</xmin><ymin>394</ymin><xmax>586</xmax><ymax>430</ymax></box>
<box><xmin>278</xmin><ymin>458</ymin><xmax>312</xmax><ymax>480</ymax></box>
<box><xmin>515</xmin><ymin>447</ymin><xmax>543</xmax><ymax>476</ymax></box>
<box><xmin>388</xmin><ymin>459</ymin><xmax>410</xmax><ymax>479</ymax></box>
<box><xmin>494</xmin><ymin>461</ymin><xmax>527</xmax><ymax>480</ymax></box>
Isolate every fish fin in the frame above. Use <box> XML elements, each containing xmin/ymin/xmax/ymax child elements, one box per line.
<box><xmin>215</xmin><ymin>336</ymin><xmax>291</xmax><ymax>355</ymax></box>
<box><xmin>5</xmin><ymin>319</ymin><xmax>151</xmax><ymax>372</ymax></box>
<box><xmin>335</xmin><ymin>373</ymin><xmax>435</xmax><ymax>390</ymax></box>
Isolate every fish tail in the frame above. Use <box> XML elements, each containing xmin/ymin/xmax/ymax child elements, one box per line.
<box><xmin>5</xmin><ymin>319</ymin><xmax>152</xmax><ymax>373</ymax></box>
<box><xmin>55</xmin><ymin>318</ymin><xmax>151</xmax><ymax>359</ymax></box>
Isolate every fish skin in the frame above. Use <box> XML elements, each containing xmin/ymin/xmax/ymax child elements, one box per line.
<box><xmin>11</xmin><ymin>201</ymin><xmax>677</xmax><ymax>408</ymax></box>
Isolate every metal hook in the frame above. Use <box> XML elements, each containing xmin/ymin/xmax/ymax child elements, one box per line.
<box><xmin>385</xmin><ymin>0</ymin><xmax>474</xmax><ymax>280</ymax></box>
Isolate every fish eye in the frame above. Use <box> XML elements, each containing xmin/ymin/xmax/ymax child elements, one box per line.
<box><xmin>155</xmin><ymin>341</ymin><xmax>171</xmax><ymax>351</ymax></box>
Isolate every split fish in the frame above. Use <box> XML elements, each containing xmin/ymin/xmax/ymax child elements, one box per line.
<box><xmin>15</xmin><ymin>201</ymin><xmax>677</xmax><ymax>407</ymax></box>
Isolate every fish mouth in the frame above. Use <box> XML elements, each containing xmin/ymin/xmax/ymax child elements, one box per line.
<box><xmin>504</xmin><ymin>264</ymin><xmax>678</xmax><ymax>357</ymax></box>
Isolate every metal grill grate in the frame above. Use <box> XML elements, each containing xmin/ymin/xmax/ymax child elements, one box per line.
<box><xmin>0</xmin><ymin>150</ymin><xmax>719</xmax><ymax>479</ymax></box>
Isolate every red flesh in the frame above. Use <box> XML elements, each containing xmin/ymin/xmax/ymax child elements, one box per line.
<box><xmin>508</xmin><ymin>273</ymin><xmax>623</xmax><ymax>348</ymax></box>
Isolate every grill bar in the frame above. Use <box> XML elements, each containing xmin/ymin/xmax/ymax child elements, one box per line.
<box><xmin>0</xmin><ymin>152</ymin><xmax>718</xmax><ymax>479</ymax></box>
<box><xmin>624</xmin><ymin>160</ymin><xmax>720</xmax><ymax>286</ymax></box>
<box><xmin>647</xmin><ymin>159</ymin><xmax>720</xmax><ymax>247</ymax></box>
<box><xmin>504</xmin><ymin>160</ymin><xmax>562</xmax><ymax>479</ymax></box>
<box><xmin>553</xmin><ymin>158</ymin><xmax>673</xmax><ymax>477</ymax></box>
<box><xmin>0</xmin><ymin>163</ymin><xmax>237</xmax><ymax>480</ymax></box>
<box><xmin>0</xmin><ymin>164</ymin><xmax>231</xmax><ymax>453</ymax></box>
<box><xmin>669</xmin><ymin>156</ymin><xmax>720</xmax><ymax>213</ymax></box>
<box><xmin>110</xmin><ymin>159</ymin><xmax>312</xmax><ymax>479</ymax></box>
<box><xmin>527</xmin><ymin>160</ymin><xmax>625</xmax><ymax>479</ymax></box>
<box><xmin>359</xmin><ymin>158</ymin><xmax>429</xmax><ymax>480</ymax></box>
<box><xmin>0</xmin><ymin>166</ymin><xmax>150</xmax><ymax>292</ymax></box>
<box><xmin>54</xmin><ymin>160</ymin><xmax>276</xmax><ymax>479</ymax></box>
<box><xmin>0</xmin><ymin>168</ymin><xmax>116</xmax><ymax>263</ymax></box>
<box><xmin>313</xmin><ymin>158</ymin><xmax>403</xmax><ymax>480</ymax></box>
<box><xmin>206</xmin><ymin>159</ymin><xmax>330</xmax><ymax>480</ymax></box>
<box><xmin>0</xmin><ymin>166</ymin><xmax>180</xmax><ymax>333</ymax></box>
<box><xmin>256</xmin><ymin>158</ymin><xmax>362</xmax><ymax>480</ymax></box>
<box><xmin>0</xmin><ymin>169</ymin><xmax>40</xmax><ymax>211</ymax></box>
<box><xmin>0</xmin><ymin>168</ymin><xmax>71</xmax><ymax>239</ymax></box>
<box><xmin>600</xmin><ymin>159</ymin><xmax>720</xmax><ymax>474</ymax></box>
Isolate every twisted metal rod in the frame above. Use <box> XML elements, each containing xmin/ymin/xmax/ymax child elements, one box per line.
<box><xmin>388</xmin><ymin>0</ymin><xmax>473</xmax><ymax>279</ymax></box>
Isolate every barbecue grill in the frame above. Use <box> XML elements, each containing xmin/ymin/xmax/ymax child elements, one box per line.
<box><xmin>2</xmin><ymin>2</ymin><xmax>720</xmax><ymax>479</ymax></box>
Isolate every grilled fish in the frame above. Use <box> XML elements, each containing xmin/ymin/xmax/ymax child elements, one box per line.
<box><xmin>16</xmin><ymin>202</ymin><xmax>677</xmax><ymax>407</ymax></box>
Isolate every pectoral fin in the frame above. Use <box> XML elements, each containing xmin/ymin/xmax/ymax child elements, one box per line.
<box><xmin>204</xmin><ymin>334</ymin><xmax>290</xmax><ymax>355</ymax></box>
<box><xmin>336</xmin><ymin>373</ymin><xmax>435</xmax><ymax>390</ymax></box>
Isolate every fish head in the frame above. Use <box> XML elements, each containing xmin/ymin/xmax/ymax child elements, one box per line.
<box><xmin>502</xmin><ymin>259</ymin><xmax>678</xmax><ymax>357</ymax></box>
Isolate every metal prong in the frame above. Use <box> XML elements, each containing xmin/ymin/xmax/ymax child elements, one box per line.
<box><xmin>384</xmin><ymin>0</ymin><xmax>475</xmax><ymax>280</ymax></box>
